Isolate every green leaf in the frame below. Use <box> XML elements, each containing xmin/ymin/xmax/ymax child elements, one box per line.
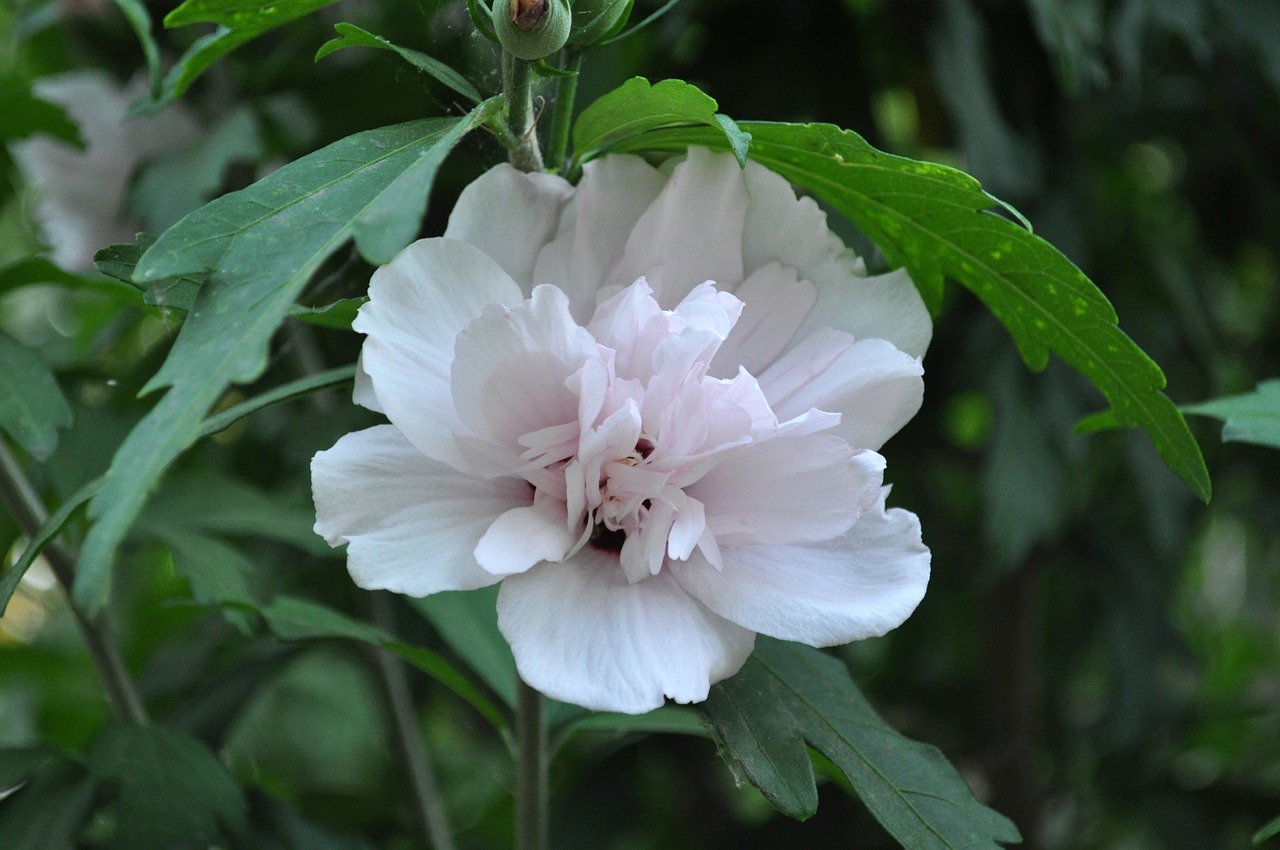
<box><xmin>1183</xmin><ymin>380</ymin><xmax>1280</xmax><ymax>450</ymax></box>
<box><xmin>316</xmin><ymin>23</ymin><xmax>482</xmax><ymax>104</ymax></box>
<box><xmin>409</xmin><ymin>586</ymin><xmax>516</xmax><ymax>708</ymax></box>
<box><xmin>1256</xmin><ymin>813</ymin><xmax>1280</xmax><ymax>845</ymax></box>
<box><xmin>601</xmin><ymin>117</ymin><xmax>1211</xmax><ymax>503</ymax></box>
<box><xmin>152</xmin><ymin>529</ymin><xmax>260</xmax><ymax>631</ymax></box>
<box><xmin>157</xmin><ymin>0</ymin><xmax>343</xmax><ymax>105</ymax></box>
<box><xmin>0</xmin><ymin>745</ymin><xmax>60</xmax><ymax>788</ymax></box>
<box><xmin>0</xmin><ymin>76</ymin><xmax>81</xmax><ymax>146</ymax></box>
<box><xmin>571</xmin><ymin>77</ymin><xmax>749</xmax><ymax>169</ymax></box>
<box><xmin>196</xmin><ymin>364</ymin><xmax>356</xmax><ymax>438</ymax></box>
<box><xmin>0</xmin><ymin>331</ymin><xmax>72</xmax><ymax>460</ymax></box>
<box><xmin>111</xmin><ymin>0</ymin><xmax>163</xmax><ymax>101</ymax></box>
<box><xmin>289</xmin><ymin>297</ymin><xmax>367</xmax><ymax>329</ymax></box>
<box><xmin>94</xmin><ymin>235</ymin><xmax>201</xmax><ymax>311</ymax></box>
<box><xmin>0</xmin><ymin>257</ymin><xmax>91</xmax><ymax>295</ymax></box>
<box><xmin>76</xmin><ymin>115</ymin><xmax>478</xmax><ymax>614</ymax></box>
<box><xmin>260</xmin><ymin>596</ymin><xmax>507</xmax><ymax>731</ymax></box>
<box><xmin>88</xmin><ymin>722</ymin><xmax>247</xmax><ymax>850</ymax></box>
<box><xmin>0</xmin><ymin>477</ymin><xmax>101</xmax><ymax>618</ymax></box>
<box><xmin>702</xmin><ymin>639</ymin><xmax>1021</xmax><ymax>848</ymax></box>
<box><xmin>0</xmin><ymin>760</ymin><xmax>96</xmax><ymax>850</ymax></box>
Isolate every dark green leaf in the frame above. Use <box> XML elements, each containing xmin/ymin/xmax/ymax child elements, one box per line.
<box><xmin>1255</xmin><ymin>813</ymin><xmax>1280</xmax><ymax>845</ymax></box>
<box><xmin>153</xmin><ymin>529</ymin><xmax>260</xmax><ymax>631</ymax></box>
<box><xmin>260</xmin><ymin>596</ymin><xmax>508</xmax><ymax>732</ymax></box>
<box><xmin>88</xmin><ymin>722</ymin><xmax>247</xmax><ymax>850</ymax></box>
<box><xmin>157</xmin><ymin>0</ymin><xmax>343</xmax><ymax>105</ymax></box>
<box><xmin>563</xmin><ymin>706</ymin><xmax>707</xmax><ymax>738</ymax></box>
<box><xmin>289</xmin><ymin>297</ymin><xmax>367</xmax><ymax>329</ymax></box>
<box><xmin>0</xmin><ymin>77</ymin><xmax>81</xmax><ymax>146</ymax></box>
<box><xmin>0</xmin><ymin>760</ymin><xmax>96</xmax><ymax>850</ymax></box>
<box><xmin>94</xmin><ymin>235</ymin><xmax>201</xmax><ymax>311</ymax></box>
<box><xmin>0</xmin><ymin>477</ymin><xmax>101</xmax><ymax>617</ymax></box>
<box><xmin>702</xmin><ymin>638</ymin><xmax>1021</xmax><ymax>848</ymax></box>
<box><xmin>196</xmin><ymin>365</ymin><xmax>357</xmax><ymax>438</ymax></box>
<box><xmin>0</xmin><ymin>331</ymin><xmax>72</xmax><ymax>460</ymax></box>
<box><xmin>0</xmin><ymin>745</ymin><xmax>60</xmax><ymax>788</ymax></box>
<box><xmin>111</xmin><ymin>0</ymin><xmax>163</xmax><ymax>102</ymax></box>
<box><xmin>409</xmin><ymin>586</ymin><xmax>516</xmax><ymax>707</ymax></box>
<box><xmin>0</xmin><ymin>257</ymin><xmax>86</xmax><ymax>295</ymax></box>
<box><xmin>315</xmin><ymin>23</ymin><xmax>482</xmax><ymax>104</ymax></box>
<box><xmin>1183</xmin><ymin>380</ymin><xmax>1280</xmax><ymax>450</ymax></box>
<box><xmin>602</xmin><ymin>118</ymin><xmax>1210</xmax><ymax>503</ymax></box>
<box><xmin>76</xmin><ymin>116</ymin><xmax>476</xmax><ymax>614</ymax></box>
<box><xmin>571</xmin><ymin>77</ymin><xmax>747</xmax><ymax>168</ymax></box>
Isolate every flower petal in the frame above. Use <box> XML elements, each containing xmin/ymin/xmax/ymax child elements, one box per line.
<box><xmin>758</xmin><ymin>331</ymin><xmax>925</xmax><ymax>451</ymax></box>
<box><xmin>533</xmin><ymin>155</ymin><xmax>667</xmax><ymax>322</ymax></box>
<box><xmin>741</xmin><ymin>159</ymin><xmax>932</xmax><ymax>359</ymax></box>
<box><xmin>354</xmin><ymin>238</ymin><xmax>525</xmax><ymax>471</ymax></box>
<box><xmin>497</xmin><ymin>549</ymin><xmax>755</xmax><ymax>713</ymax></box>
<box><xmin>311</xmin><ymin>425</ymin><xmax>530</xmax><ymax>596</ymax></box>
<box><xmin>444</xmin><ymin>163</ymin><xmax>574</xmax><ymax>288</ymax></box>
<box><xmin>669</xmin><ymin>494</ymin><xmax>930</xmax><ymax>646</ymax></box>
<box><xmin>606</xmin><ymin>147</ymin><xmax>747</xmax><ymax>307</ymax></box>
<box><xmin>450</xmin><ymin>284</ymin><xmax>598</xmax><ymax>460</ymax></box>
<box><xmin>709</xmin><ymin>262</ymin><xmax>817</xmax><ymax>378</ymax></box>
<box><xmin>475</xmin><ymin>497</ymin><xmax>577</xmax><ymax>577</ymax></box>
<box><xmin>688</xmin><ymin>435</ymin><xmax>885</xmax><ymax>546</ymax></box>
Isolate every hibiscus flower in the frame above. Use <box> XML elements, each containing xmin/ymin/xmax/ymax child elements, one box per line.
<box><xmin>312</xmin><ymin>147</ymin><xmax>932</xmax><ymax>714</ymax></box>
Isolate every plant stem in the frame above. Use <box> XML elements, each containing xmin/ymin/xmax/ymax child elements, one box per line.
<box><xmin>504</xmin><ymin>53</ymin><xmax>544</xmax><ymax>172</ymax></box>
<box><xmin>545</xmin><ymin>50</ymin><xmax>583</xmax><ymax>174</ymax></box>
<box><xmin>366</xmin><ymin>591</ymin><xmax>458</xmax><ymax>850</ymax></box>
<box><xmin>516</xmin><ymin>676</ymin><xmax>548</xmax><ymax>850</ymax></box>
<box><xmin>0</xmin><ymin>441</ymin><xmax>149</xmax><ymax>726</ymax></box>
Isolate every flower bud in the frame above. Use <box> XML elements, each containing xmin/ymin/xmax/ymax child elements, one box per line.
<box><xmin>569</xmin><ymin>0</ymin><xmax>631</xmax><ymax>47</ymax></box>
<box><xmin>492</xmin><ymin>0</ymin><xmax>572</xmax><ymax>61</ymax></box>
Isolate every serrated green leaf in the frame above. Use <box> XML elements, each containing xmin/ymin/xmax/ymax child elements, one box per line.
<box><xmin>570</xmin><ymin>77</ymin><xmax>748</xmax><ymax>169</ymax></box>
<box><xmin>0</xmin><ymin>760</ymin><xmax>96</xmax><ymax>850</ymax></box>
<box><xmin>1183</xmin><ymin>380</ymin><xmax>1280</xmax><ymax>450</ymax></box>
<box><xmin>155</xmin><ymin>0</ymin><xmax>342</xmax><ymax>106</ymax></box>
<box><xmin>94</xmin><ymin>235</ymin><xmax>201</xmax><ymax>311</ymax></box>
<box><xmin>75</xmin><ymin>116</ymin><xmax>476</xmax><ymax>615</ymax></box>
<box><xmin>88</xmin><ymin>722</ymin><xmax>247</xmax><ymax>850</ymax></box>
<box><xmin>0</xmin><ymin>331</ymin><xmax>72</xmax><ymax>460</ymax></box>
<box><xmin>600</xmin><ymin>118</ymin><xmax>1210</xmax><ymax>503</ymax></box>
<box><xmin>260</xmin><ymin>596</ymin><xmax>507</xmax><ymax>731</ymax></box>
<box><xmin>702</xmin><ymin>639</ymin><xmax>1021</xmax><ymax>848</ymax></box>
<box><xmin>316</xmin><ymin>23</ymin><xmax>482</xmax><ymax>104</ymax></box>
<box><xmin>152</xmin><ymin>530</ymin><xmax>260</xmax><ymax>631</ymax></box>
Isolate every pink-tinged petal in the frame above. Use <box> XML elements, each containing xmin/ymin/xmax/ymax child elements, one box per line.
<box><xmin>740</xmin><ymin>160</ymin><xmax>932</xmax><ymax>359</ymax></box>
<box><xmin>606</xmin><ymin>148</ymin><xmax>748</xmax><ymax>307</ymax></box>
<box><xmin>533</xmin><ymin>155</ymin><xmax>667</xmax><ymax>321</ymax></box>
<box><xmin>709</xmin><ymin>263</ymin><xmax>817</xmax><ymax>378</ymax></box>
<box><xmin>759</xmin><ymin>332</ymin><xmax>925</xmax><ymax>451</ymax></box>
<box><xmin>443</xmin><ymin>164</ymin><xmax>573</xmax><ymax>288</ymax></box>
<box><xmin>450</xmin><ymin>284</ymin><xmax>597</xmax><ymax>455</ymax></box>
<box><xmin>354</xmin><ymin>238</ymin><xmax>524</xmax><ymax>471</ymax></box>
<box><xmin>497</xmin><ymin>549</ymin><xmax>755</xmax><ymax>713</ymax></box>
<box><xmin>669</xmin><ymin>495</ymin><xmax>930</xmax><ymax>646</ymax></box>
<box><xmin>475</xmin><ymin>496</ymin><xmax>577</xmax><ymax>576</ymax></box>
<box><xmin>689</xmin><ymin>435</ymin><xmax>886</xmax><ymax>546</ymax></box>
<box><xmin>311</xmin><ymin>425</ymin><xmax>529</xmax><ymax>595</ymax></box>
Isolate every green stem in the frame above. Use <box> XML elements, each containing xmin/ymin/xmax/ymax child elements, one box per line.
<box><xmin>545</xmin><ymin>50</ymin><xmax>583</xmax><ymax>175</ymax></box>
<box><xmin>0</xmin><ymin>441</ymin><xmax>149</xmax><ymax>726</ymax></box>
<box><xmin>366</xmin><ymin>592</ymin><xmax>457</xmax><ymax>850</ymax></box>
<box><xmin>505</xmin><ymin>54</ymin><xmax>544</xmax><ymax>172</ymax></box>
<box><xmin>516</xmin><ymin>676</ymin><xmax>548</xmax><ymax>850</ymax></box>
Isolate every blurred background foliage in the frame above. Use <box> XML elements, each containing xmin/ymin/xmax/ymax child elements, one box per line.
<box><xmin>1</xmin><ymin>0</ymin><xmax>1278</xmax><ymax>848</ymax></box>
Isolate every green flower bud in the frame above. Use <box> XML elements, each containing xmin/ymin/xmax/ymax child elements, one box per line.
<box><xmin>569</xmin><ymin>0</ymin><xmax>632</xmax><ymax>47</ymax></box>
<box><xmin>492</xmin><ymin>0</ymin><xmax>572</xmax><ymax>61</ymax></box>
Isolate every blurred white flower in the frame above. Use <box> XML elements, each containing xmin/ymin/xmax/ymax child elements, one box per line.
<box><xmin>9</xmin><ymin>70</ymin><xmax>200</xmax><ymax>271</ymax></box>
<box><xmin>312</xmin><ymin>148</ymin><xmax>932</xmax><ymax>713</ymax></box>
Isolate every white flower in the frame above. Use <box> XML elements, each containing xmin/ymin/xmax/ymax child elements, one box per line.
<box><xmin>9</xmin><ymin>71</ymin><xmax>199</xmax><ymax>271</ymax></box>
<box><xmin>312</xmin><ymin>148</ymin><xmax>932</xmax><ymax>714</ymax></box>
